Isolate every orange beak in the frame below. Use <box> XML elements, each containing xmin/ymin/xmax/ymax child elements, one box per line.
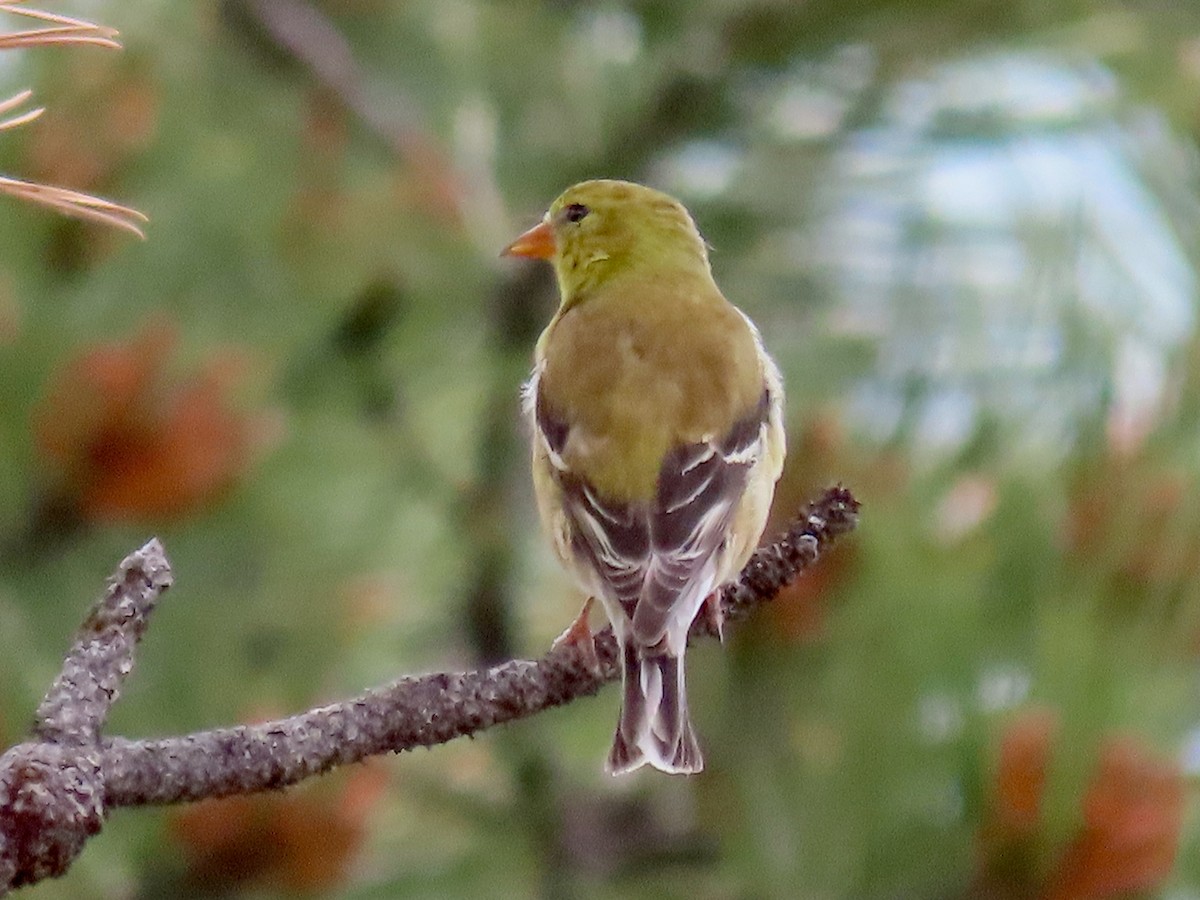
<box><xmin>501</xmin><ymin>219</ymin><xmax>555</xmax><ymax>259</ymax></box>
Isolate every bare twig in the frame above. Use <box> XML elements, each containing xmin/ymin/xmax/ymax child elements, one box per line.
<box><xmin>0</xmin><ymin>540</ymin><xmax>172</xmax><ymax>893</ymax></box>
<box><xmin>237</xmin><ymin>0</ymin><xmax>472</xmax><ymax>226</ymax></box>
<box><xmin>0</xmin><ymin>487</ymin><xmax>858</xmax><ymax>892</ymax></box>
<box><xmin>34</xmin><ymin>541</ymin><xmax>173</xmax><ymax>745</ymax></box>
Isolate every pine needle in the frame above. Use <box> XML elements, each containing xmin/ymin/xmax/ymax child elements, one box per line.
<box><xmin>0</xmin><ymin>176</ymin><xmax>148</xmax><ymax>238</ymax></box>
<box><xmin>0</xmin><ymin>4</ymin><xmax>146</xmax><ymax>236</ymax></box>
<box><xmin>0</xmin><ymin>1</ymin><xmax>121</xmax><ymax>49</ymax></box>
<box><xmin>0</xmin><ymin>88</ymin><xmax>43</xmax><ymax>130</ymax></box>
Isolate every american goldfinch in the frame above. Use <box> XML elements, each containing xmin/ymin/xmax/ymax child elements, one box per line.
<box><xmin>503</xmin><ymin>179</ymin><xmax>785</xmax><ymax>775</ymax></box>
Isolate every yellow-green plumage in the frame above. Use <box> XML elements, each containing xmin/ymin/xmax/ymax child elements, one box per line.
<box><xmin>512</xmin><ymin>179</ymin><xmax>786</xmax><ymax>775</ymax></box>
<box><xmin>537</xmin><ymin>269</ymin><xmax>763</xmax><ymax>500</ymax></box>
<box><xmin>536</xmin><ymin>181</ymin><xmax>765</xmax><ymax>500</ymax></box>
<box><xmin>544</xmin><ymin>180</ymin><xmax>711</xmax><ymax>301</ymax></box>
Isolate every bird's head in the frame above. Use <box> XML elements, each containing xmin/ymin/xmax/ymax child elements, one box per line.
<box><xmin>502</xmin><ymin>179</ymin><xmax>711</xmax><ymax>301</ymax></box>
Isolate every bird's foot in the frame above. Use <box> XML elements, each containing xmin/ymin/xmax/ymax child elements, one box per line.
<box><xmin>552</xmin><ymin>596</ymin><xmax>601</xmax><ymax>675</ymax></box>
<box><xmin>703</xmin><ymin>592</ymin><xmax>725</xmax><ymax>643</ymax></box>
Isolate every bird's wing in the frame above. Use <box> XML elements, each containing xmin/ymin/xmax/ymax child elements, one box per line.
<box><xmin>532</xmin><ymin>376</ymin><xmax>772</xmax><ymax>651</ymax></box>
<box><xmin>528</xmin><ymin>377</ymin><xmax>651</xmax><ymax>612</ymax></box>
<box><xmin>632</xmin><ymin>388</ymin><xmax>770</xmax><ymax>649</ymax></box>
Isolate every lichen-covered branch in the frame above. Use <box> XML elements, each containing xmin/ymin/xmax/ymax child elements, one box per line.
<box><xmin>0</xmin><ymin>486</ymin><xmax>858</xmax><ymax>894</ymax></box>
<box><xmin>0</xmin><ymin>541</ymin><xmax>172</xmax><ymax>893</ymax></box>
<box><xmin>34</xmin><ymin>541</ymin><xmax>173</xmax><ymax>745</ymax></box>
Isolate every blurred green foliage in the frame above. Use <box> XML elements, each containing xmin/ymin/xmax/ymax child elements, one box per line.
<box><xmin>3</xmin><ymin>0</ymin><xmax>1200</xmax><ymax>897</ymax></box>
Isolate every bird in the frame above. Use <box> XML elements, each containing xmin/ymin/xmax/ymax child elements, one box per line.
<box><xmin>502</xmin><ymin>179</ymin><xmax>785</xmax><ymax>775</ymax></box>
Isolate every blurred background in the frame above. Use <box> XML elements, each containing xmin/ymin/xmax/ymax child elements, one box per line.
<box><xmin>2</xmin><ymin>0</ymin><xmax>1200</xmax><ymax>897</ymax></box>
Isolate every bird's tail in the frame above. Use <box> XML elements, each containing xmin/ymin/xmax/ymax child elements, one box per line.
<box><xmin>606</xmin><ymin>640</ymin><xmax>703</xmax><ymax>775</ymax></box>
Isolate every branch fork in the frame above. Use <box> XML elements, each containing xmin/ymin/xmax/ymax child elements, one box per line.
<box><xmin>0</xmin><ymin>486</ymin><xmax>859</xmax><ymax>893</ymax></box>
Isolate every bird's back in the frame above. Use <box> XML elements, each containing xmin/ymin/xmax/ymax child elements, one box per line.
<box><xmin>536</xmin><ymin>268</ymin><xmax>764</xmax><ymax>503</ymax></box>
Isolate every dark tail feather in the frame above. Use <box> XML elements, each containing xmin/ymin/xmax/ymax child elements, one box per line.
<box><xmin>606</xmin><ymin>641</ymin><xmax>703</xmax><ymax>775</ymax></box>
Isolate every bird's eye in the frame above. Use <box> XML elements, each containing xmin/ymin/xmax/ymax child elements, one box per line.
<box><xmin>563</xmin><ymin>203</ymin><xmax>590</xmax><ymax>223</ymax></box>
